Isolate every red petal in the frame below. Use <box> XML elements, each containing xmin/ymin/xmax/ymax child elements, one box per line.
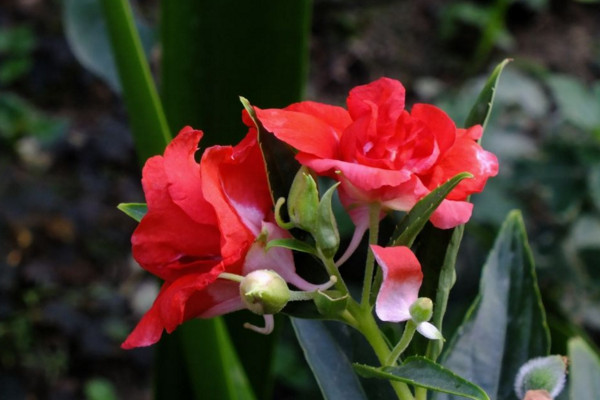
<box><xmin>372</xmin><ymin>245</ymin><xmax>423</xmax><ymax>322</ymax></box>
<box><xmin>255</xmin><ymin>107</ymin><xmax>340</xmax><ymax>159</ymax></box>
<box><xmin>410</xmin><ymin>104</ymin><xmax>456</xmax><ymax>156</ymax></box>
<box><xmin>286</xmin><ymin>101</ymin><xmax>352</xmax><ymax>139</ymax></box>
<box><xmin>346</xmin><ymin>77</ymin><xmax>406</xmax><ymax>133</ymax></box>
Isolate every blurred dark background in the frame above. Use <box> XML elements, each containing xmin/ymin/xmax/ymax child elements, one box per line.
<box><xmin>1</xmin><ymin>0</ymin><xmax>599</xmax><ymax>399</ymax></box>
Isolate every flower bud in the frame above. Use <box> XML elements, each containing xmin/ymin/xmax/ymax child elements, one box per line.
<box><xmin>287</xmin><ymin>167</ymin><xmax>319</xmax><ymax>232</ymax></box>
<box><xmin>409</xmin><ymin>297</ymin><xmax>433</xmax><ymax>324</ymax></box>
<box><xmin>514</xmin><ymin>355</ymin><xmax>567</xmax><ymax>400</ymax></box>
<box><xmin>239</xmin><ymin>270</ymin><xmax>291</xmax><ymax>315</ymax></box>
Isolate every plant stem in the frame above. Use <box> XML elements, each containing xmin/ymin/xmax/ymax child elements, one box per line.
<box><xmin>415</xmin><ymin>387</ymin><xmax>427</xmax><ymax>400</ymax></box>
<box><xmin>386</xmin><ymin>321</ymin><xmax>417</xmax><ymax>366</ymax></box>
<box><xmin>361</xmin><ymin>203</ymin><xmax>381</xmax><ymax>307</ymax></box>
<box><xmin>319</xmin><ymin>250</ymin><xmax>350</xmax><ymax>295</ymax></box>
<box><xmin>353</xmin><ymin>307</ymin><xmax>415</xmax><ymax>400</ymax></box>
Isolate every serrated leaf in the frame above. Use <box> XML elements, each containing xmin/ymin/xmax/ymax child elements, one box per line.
<box><xmin>435</xmin><ymin>211</ymin><xmax>550</xmax><ymax>400</ymax></box>
<box><xmin>568</xmin><ymin>337</ymin><xmax>600</xmax><ymax>400</ymax></box>
<box><xmin>292</xmin><ymin>319</ymin><xmax>369</xmax><ymax>400</ymax></box>
<box><xmin>465</xmin><ymin>58</ymin><xmax>511</xmax><ymax>130</ymax></box>
<box><xmin>355</xmin><ymin>357</ymin><xmax>490</xmax><ymax>400</ymax></box>
<box><xmin>117</xmin><ymin>202</ymin><xmax>147</xmax><ymax>222</ymax></box>
<box><xmin>389</xmin><ymin>172</ymin><xmax>473</xmax><ymax>248</ymax></box>
<box><xmin>265</xmin><ymin>238</ymin><xmax>316</xmax><ymax>255</ymax></box>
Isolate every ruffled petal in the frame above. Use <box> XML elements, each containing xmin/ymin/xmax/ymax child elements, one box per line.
<box><xmin>429</xmin><ymin>199</ymin><xmax>474</xmax><ymax>229</ymax></box>
<box><xmin>347</xmin><ymin>77</ymin><xmax>406</xmax><ymax>133</ymax></box>
<box><xmin>121</xmin><ymin>266</ymin><xmax>223</xmax><ymax>349</ymax></box>
<box><xmin>372</xmin><ymin>245</ymin><xmax>423</xmax><ymax>322</ymax></box>
<box><xmin>286</xmin><ymin>101</ymin><xmax>352</xmax><ymax>139</ymax></box>
<box><xmin>255</xmin><ymin>107</ymin><xmax>340</xmax><ymax>159</ymax></box>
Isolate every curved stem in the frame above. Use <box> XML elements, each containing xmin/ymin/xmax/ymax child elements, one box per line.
<box><xmin>353</xmin><ymin>305</ymin><xmax>415</xmax><ymax>400</ymax></box>
<box><xmin>386</xmin><ymin>320</ymin><xmax>417</xmax><ymax>366</ymax></box>
<box><xmin>361</xmin><ymin>203</ymin><xmax>381</xmax><ymax>307</ymax></box>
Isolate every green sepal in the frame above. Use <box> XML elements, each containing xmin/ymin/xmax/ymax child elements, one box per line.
<box><xmin>315</xmin><ymin>183</ymin><xmax>341</xmax><ymax>258</ymax></box>
<box><xmin>389</xmin><ymin>172</ymin><xmax>473</xmax><ymax>248</ymax></box>
<box><xmin>465</xmin><ymin>58</ymin><xmax>511</xmax><ymax>131</ymax></box>
<box><xmin>314</xmin><ymin>291</ymin><xmax>349</xmax><ymax>318</ymax></box>
<box><xmin>117</xmin><ymin>202</ymin><xmax>147</xmax><ymax>222</ymax></box>
<box><xmin>354</xmin><ymin>357</ymin><xmax>490</xmax><ymax>400</ymax></box>
<box><xmin>265</xmin><ymin>238</ymin><xmax>316</xmax><ymax>255</ymax></box>
<box><xmin>287</xmin><ymin>167</ymin><xmax>319</xmax><ymax>231</ymax></box>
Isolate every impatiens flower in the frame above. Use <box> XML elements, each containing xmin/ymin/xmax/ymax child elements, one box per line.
<box><xmin>122</xmin><ymin>127</ymin><xmax>319</xmax><ymax>349</ymax></box>
<box><xmin>371</xmin><ymin>245</ymin><xmax>422</xmax><ymax>323</ymax></box>
<box><xmin>372</xmin><ymin>245</ymin><xmax>442</xmax><ymax>340</ymax></box>
<box><xmin>250</xmin><ymin>77</ymin><xmax>498</xmax><ymax>263</ymax></box>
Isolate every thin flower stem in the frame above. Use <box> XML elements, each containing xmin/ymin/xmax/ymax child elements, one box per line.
<box><xmin>386</xmin><ymin>320</ymin><xmax>417</xmax><ymax>366</ymax></box>
<box><xmin>319</xmin><ymin>250</ymin><xmax>350</xmax><ymax>295</ymax></box>
<box><xmin>361</xmin><ymin>203</ymin><xmax>381</xmax><ymax>308</ymax></box>
<box><xmin>217</xmin><ymin>272</ymin><xmax>244</xmax><ymax>283</ymax></box>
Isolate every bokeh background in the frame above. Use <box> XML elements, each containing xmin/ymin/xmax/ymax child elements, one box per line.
<box><xmin>1</xmin><ymin>0</ymin><xmax>599</xmax><ymax>399</ymax></box>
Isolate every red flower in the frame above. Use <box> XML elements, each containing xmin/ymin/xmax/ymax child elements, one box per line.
<box><xmin>122</xmin><ymin>127</ymin><xmax>315</xmax><ymax>349</ymax></box>
<box><xmin>252</xmin><ymin>78</ymin><xmax>498</xmax><ymax>241</ymax></box>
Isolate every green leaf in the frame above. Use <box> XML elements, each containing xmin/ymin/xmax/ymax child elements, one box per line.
<box><xmin>292</xmin><ymin>319</ymin><xmax>369</xmax><ymax>400</ymax></box>
<box><xmin>63</xmin><ymin>0</ymin><xmax>154</xmax><ymax>93</ymax></box>
<box><xmin>465</xmin><ymin>58</ymin><xmax>511</xmax><ymax>131</ymax></box>
<box><xmin>435</xmin><ymin>211</ymin><xmax>550</xmax><ymax>400</ymax></box>
<box><xmin>157</xmin><ymin>319</ymin><xmax>256</xmax><ymax>400</ymax></box>
<box><xmin>546</xmin><ymin>74</ymin><xmax>600</xmax><ymax>131</ymax></box>
<box><xmin>99</xmin><ymin>0</ymin><xmax>171</xmax><ymax>164</ymax></box>
<box><xmin>117</xmin><ymin>203</ymin><xmax>147</xmax><ymax>222</ymax></box>
<box><xmin>568</xmin><ymin>337</ymin><xmax>600</xmax><ymax>400</ymax></box>
<box><xmin>355</xmin><ymin>357</ymin><xmax>490</xmax><ymax>400</ymax></box>
<box><xmin>156</xmin><ymin>3</ymin><xmax>312</xmax><ymax>398</ymax></box>
<box><xmin>241</xmin><ymin>97</ymin><xmax>301</xmax><ymax>208</ymax></box>
<box><xmin>265</xmin><ymin>238</ymin><xmax>316</xmax><ymax>255</ymax></box>
<box><xmin>160</xmin><ymin>1</ymin><xmax>311</xmax><ymax>148</ymax></box>
<box><xmin>313</xmin><ymin>291</ymin><xmax>349</xmax><ymax>317</ymax></box>
<box><xmin>389</xmin><ymin>172</ymin><xmax>473</xmax><ymax>248</ymax></box>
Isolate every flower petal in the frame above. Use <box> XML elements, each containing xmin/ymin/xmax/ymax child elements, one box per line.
<box><xmin>255</xmin><ymin>107</ymin><xmax>340</xmax><ymax>159</ymax></box>
<box><xmin>416</xmin><ymin>321</ymin><xmax>444</xmax><ymax>340</ymax></box>
<box><xmin>372</xmin><ymin>245</ymin><xmax>423</xmax><ymax>322</ymax></box>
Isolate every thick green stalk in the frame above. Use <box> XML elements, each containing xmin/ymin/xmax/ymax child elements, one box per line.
<box><xmin>354</xmin><ymin>307</ymin><xmax>415</xmax><ymax>400</ymax></box>
<box><xmin>99</xmin><ymin>0</ymin><xmax>171</xmax><ymax>164</ymax></box>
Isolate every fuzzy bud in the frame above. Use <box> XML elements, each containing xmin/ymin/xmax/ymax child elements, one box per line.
<box><xmin>409</xmin><ymin>297</ymin><xmax>434</xmax><ymax>324</ymax></box>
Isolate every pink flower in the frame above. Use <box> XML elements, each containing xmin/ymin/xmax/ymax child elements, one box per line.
<box><xmin>122</xmin><ymin>127</ymin><xmax>317</xmax><ymax>349</ymax></box>
<box><xmin>251</xmin><ymin>78</ymin><xmax>498</xmax><ymax>255</ymax></box>
<box><xmin>371</xmin><ymin>245</ymin><xmax>422</xmax><ymax>322</ymax></box>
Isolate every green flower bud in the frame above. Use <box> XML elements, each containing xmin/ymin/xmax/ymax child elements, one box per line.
<box><xmin>409</xmin><ymin>297</ymin><xmax>434</xmax><ymax>324</ymax></box>
<box><xmin>514</xmin><ymin>355</ymin><xmax>567</xmax><ymax>400</ymax></box>
<box><xmin>240</xmin><ymin>270</ymin><xmax>291</xmax><ymax>315</ymax></box>
<box><xmin>314</xmin><ymin>183</ymin><xmax>340</xmax><ymax>258</ymax></box>
<box><xmin>287</xmin><ymin>167</ymin><xmax>319</xmax><ymax>231</ymax></box>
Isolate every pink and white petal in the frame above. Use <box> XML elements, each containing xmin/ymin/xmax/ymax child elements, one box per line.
<box><xmin>195</xmin><ymin>280</ymin><xmax>245</xmax><ymax>318</ymax></box>
<box><xmin>255</xmin><ymin>108</ymin><xmax>340</xmax><ymax>159</ymax></box>
<box><xmin>429</xmin><ymin>199</ymin><xmax>473</xmax><ymax>229</ymax></box>
<box><xmin>372</xmin><ymin>245</ymin><xmax>423</xmax><ymax>323</ymax></box>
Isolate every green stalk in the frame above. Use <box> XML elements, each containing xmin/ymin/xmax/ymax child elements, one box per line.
<box><xmin>353</xmin><ymin>306</ymin><xmax>415</xmax><ymax>400</ymax></box>
<box><xmin>386</xmin><ymin>321</ymin><xmax>417</xmax><ymax>366</ymax></box>
<box><xmin>361</xmin><ymin>203</ymin><xmax>382</xmax><ymax>307</ymax></box>
<box><xmin>99</xmin><ymin>0</ymin><xmax>171</xmax><ymax>164</ymax></box>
